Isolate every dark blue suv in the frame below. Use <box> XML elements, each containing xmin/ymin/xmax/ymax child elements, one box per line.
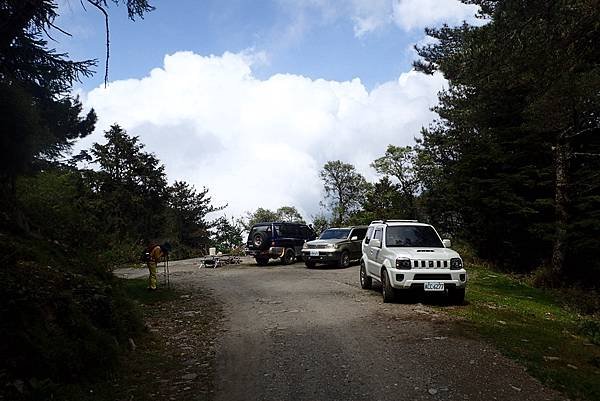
<box><xmin>246</xmin><ymin>222</ymin><xmax>316</xmax><ymax>265</ymax></box>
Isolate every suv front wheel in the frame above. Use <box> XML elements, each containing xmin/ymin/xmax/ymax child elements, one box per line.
<box><xmin>449</xmin><ymin>288</ymin><xmax>465</xmax><ymax>305</ymax></box>
<box><xmin>381</xmin><ymin>268</ymin><xmax>396</xmax><ymax>303</ymax></box>
<box><xmin>338</xmin><ymin>251</ymin><xmax>350</xmax><ymax>268</ymax></box>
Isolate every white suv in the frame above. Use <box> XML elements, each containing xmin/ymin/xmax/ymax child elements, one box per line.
<box><xmin>360</xmin><ymin>220</ymin><xmax>467</xmax><ymax>304</ymax></box>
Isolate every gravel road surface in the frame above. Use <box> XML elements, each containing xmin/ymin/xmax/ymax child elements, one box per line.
<box><xmin>119</xmin><ymin>258</ymin><xmax>565</xmax><ymax>401</ymax></box>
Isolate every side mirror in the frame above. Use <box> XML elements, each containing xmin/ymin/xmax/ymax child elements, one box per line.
<box><xmin>443</xmin><ymin>239</ymin><xmax>452</xmax><ymax>248</ymax></box>
<box><xmin>351</xmin><ymin>236</ymin><xmax>358</xmax><ymax>241</ymax></box>
<box><xmin>370</xmin><ymin>239</ymin><xmax>381</xmax><ymax>248</ymax></box>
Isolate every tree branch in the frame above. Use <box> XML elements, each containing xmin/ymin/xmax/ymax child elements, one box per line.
<box><xmin>565</xmin><ymin>126</ymin><xmax>599</xmax><ymax>139</ymax></box>
<box><xmin>572</xmin><ymin>152</ymin><xmax>600</xmax><ymax>158</ymax></box>
<box><xmin>87</xmin><ymin>0</ymin><xmax>109</xmax><ymax>87</ymax></box>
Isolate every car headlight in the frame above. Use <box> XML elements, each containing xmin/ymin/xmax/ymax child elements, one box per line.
<box><xmin>450</xmin><ymin>258</ymin><xmax>463</xmax><ymax>270</ymax></box>
<box><xmin>302</xmin><ymin>242</ymin><xmax>308</xmax><ymax>249</ymax></box>
<box><xmin>327</xmin><ymin>243</ymin><xmax>337</xmax><ymax>249</ymax></box>
<box><xmin>396</xmin><ymin>257</ymin><xmax>411</xmax><ymax>270</ymax></box>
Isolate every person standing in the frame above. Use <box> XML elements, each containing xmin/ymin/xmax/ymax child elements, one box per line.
<box><xmin>147</xmin><ymin>242</ymin><xmax>171</xmax><ymax>290</ymax></box>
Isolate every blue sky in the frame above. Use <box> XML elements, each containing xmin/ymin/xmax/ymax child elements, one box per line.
<box><xmin>56</xmin><ymin>0</ymin><xmax>471</xmax><ymax>90</ymax></box>
<box><xmin>56</xmin><ymin>0</ymin><xmax>479</xmax><ymax>220</ymax></box>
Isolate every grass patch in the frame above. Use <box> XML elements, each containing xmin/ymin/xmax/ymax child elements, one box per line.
<box><xmin>121</xmin><ymin>277</ymin><xmax>179</xmax><ymax>305</ymax></box>
<box><xmin>443</xmin><ymin>265</ymin><xmax>600</xmax><ymax>401</ymax></box>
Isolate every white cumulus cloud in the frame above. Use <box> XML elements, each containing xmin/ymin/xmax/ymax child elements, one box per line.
<box><xmin>278</xmin><ymin>0</ymin><xmax>480</xmax><ymax>37</ymax></box>
<box><xmin>392</xmin><ymin>0</ymin><xmax>480</xmax><ymax>31</ymax></box>
<box><xmin>78</xmin><ymin>51</ymin><xmax>446</xmax><ymax>220</ymax></box>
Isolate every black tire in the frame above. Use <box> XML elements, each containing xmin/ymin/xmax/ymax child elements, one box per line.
<box><xmin>359</xmin><ymin>261</ymin><xmax>372</xmax><ymax>289</ymax></box>
<box><xmin>338</xmin><ymin>251</ymin><xmax>350</xmax><ymax>268</ymax></box>
<box><xmin>252</xmin><ymin>232</ymin><xmax>268</xmax><ymax>249</ymax></box>
<box><xmin>449</xmin><ymin>288</ymin><xmax>465</xmax><ymax>305</ymax></box>
<box><xmin>281</xmin><ymin>249</ymin><xmax>295</xmax><ymax>265</ymax></box>
<box><xmin>305</xmin><ymin>261</ymin><xmax>316</xmax><ymax>269</ymax></box>
<box><xmin>381</xmin><ymin>268</ymin><xmax>396</xmax><ymax>303</ymax></box>
<box><xmin>255</xmin><ymin>257</ymin><xmax>269</xmax><ymax>266</ymax></box>
<box><xmin>395</xmin><ymin>289</ymin><xmax>412</xmax><ymax>303</ymax></box>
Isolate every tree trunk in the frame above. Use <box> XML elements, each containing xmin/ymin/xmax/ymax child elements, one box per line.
<box><xmin>551</xmin><ymin>138</ymin><xmax>570</xmax><ymax>284</ymax></box>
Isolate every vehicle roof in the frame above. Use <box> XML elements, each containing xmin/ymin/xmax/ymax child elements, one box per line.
<box><xmin>369</xmin><ymin>220</ymin><xmax>431</xmax><ymax>227</ymax></box>
<box><xmin>325</xmin><ymin>226</ymin><xmax>368</xmax><ymax>230</ymax></box>
<box><xmin>252</xmin><ymin>221</ymin><xmax>308</xmax><ymax>226</ymax></box>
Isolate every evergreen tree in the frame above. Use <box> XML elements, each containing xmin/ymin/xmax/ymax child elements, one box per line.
<box><xmin>413</xmin><ymin>0</ymin><xmax>600</xmax><ymax>284</ymax></box>
<box><xmin>85</xmin><ymin>124</ymin><xmax>168</xmax><ymax>241</ymax></box>
<box><xmin>168</xmin><ymin>181</ymin><xmax>224</xmax><ymax>249</ymax></box>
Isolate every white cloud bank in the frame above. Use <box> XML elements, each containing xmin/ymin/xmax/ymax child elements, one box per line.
<box><xmin>79</xmin><ymin>51</ymin><xmax>446</xmax><ymax>220</ymax></box>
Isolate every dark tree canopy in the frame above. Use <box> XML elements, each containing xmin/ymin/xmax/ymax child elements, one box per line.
<box><xmin>412</xmin><ymin>0</ymin><xmax>600</xmax><ymax>284</ymax></box>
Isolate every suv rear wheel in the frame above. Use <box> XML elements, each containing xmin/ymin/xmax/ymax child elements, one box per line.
<box><xmin>359</xmin><ymin>261</ymin><xmax>371</xmax><ymax>289</ymax></box>
<box><xmin>255</xmin><ymin>257</ymin><xmax>269</xmax><ymax>266</ymax></box>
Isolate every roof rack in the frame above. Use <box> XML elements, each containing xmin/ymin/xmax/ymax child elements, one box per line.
<box><xmin>370</xmin><ymin>219</ymin><xmax>419</xmax><ymax>224</ymax></box>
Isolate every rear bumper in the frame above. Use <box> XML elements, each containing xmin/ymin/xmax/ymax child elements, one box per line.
<box><xmin>246</xmin><ymin>247</ymin><xmax>285</xmax><ymax>258</ymax></box>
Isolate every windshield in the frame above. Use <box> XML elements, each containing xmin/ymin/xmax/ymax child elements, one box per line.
<box><xmin>319</xmin><ymin>229</ymin><xmax>351</xmax><ymax>240</ymax></box>
<box><xmin>385</xmin><ymin>226</ymin><xmax>443</xmax><ymax>248</ymax></box>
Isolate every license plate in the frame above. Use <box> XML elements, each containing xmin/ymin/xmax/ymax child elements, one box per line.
<box><xmin>310</xmin><ymin>250</ymin><xmax>319</xmax><ymax>256</ymax></box>
<box><xmin>424</xmin><ymin>282</ymin><xmax>445</xmax><ymax>291</ymax></box>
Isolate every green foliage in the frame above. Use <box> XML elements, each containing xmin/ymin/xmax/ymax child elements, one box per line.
<box><xmin>578</xmin><ymin>319</ymin><xmax>600</xmax><ymax>346</ymax></box>
<box><xmin>0</xmin><ymin>236</ymin><xmax>144</xmax><ymax>400</ymax></box>
<box><xmin>320</xmin><ymin>160</ymin><xmax>369</xmax><ymax>226</ymax></box>
<box><xmin>370</xmin><ymin>145</ymin><xmax>419</xmax><ymax>219</ymax></box>
<box><xmin>243</xmin><ymin>207</ymin><xmax>279</xmax><ymax>229</ymax></box>
<box><xmin>351</xmin><ymin>176</ymin><xmax>414</xmax><ymax>225</ymax></box>
<box><xmin>310</xmin><ymin>213</ymin><xmax>330</xmax><ymax>235</ymax></box>
<box><xmin>412</xmin><ymin>0</ymin><xmax>600</xmax><ymax>283</ymax></box>
<box><xmin>167</xmin><ymin>180</ymin><xmax>224</xmax><ymax>249</ymax></box>
<box><xmin>17</xmin><ymin>169</ymin><xmax>96</xmax><ymax>246</ymax></box>
<box><xmin>0</xmin><ymin>0</ymin><xmax>153</xmax><ymax>205</ymax></box>
<box><xmin>276</xmin><ymin>206</ymin><xmax>305</xmax><ymax>223</ymax></box>
<box><xmin>85</xmin><ymin>124</ymin><xmax>168</xmax><ymax>241</ymax></box>
<box><xmin>1</xmin><ymin>1</ymin><xmax>162</xmax><ymax>399</ymax></box>
<box><xmin>211</xmin><ymin>216</ymin><xmax>244</xmax><ymax>253</ymax></box>
<box><xmin>444</xmin><ymin>264</ymin><xmax>600</xmax><ymax>401</ymax></box>
<box><xmin>243</xmin><ymin>205</ymin><xmax>305</xmax><ymax>230</ymax></box>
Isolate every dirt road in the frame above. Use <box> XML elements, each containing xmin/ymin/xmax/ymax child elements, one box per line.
<box><xmin>123</xmin><ymin>258</ymin><xmax>565</xmax><ymax>401</ymax></box>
